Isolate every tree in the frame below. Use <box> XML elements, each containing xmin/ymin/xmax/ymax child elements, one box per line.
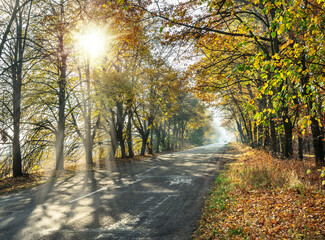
<box><xmin>141</xmin><ymin>0</ymin><xmax>325</xmax><ymax>164</ymax></box>
<box><xmin>0</xmin><ymin>0</ymin><xmax>34</xmax><ymax>177</ymax></box>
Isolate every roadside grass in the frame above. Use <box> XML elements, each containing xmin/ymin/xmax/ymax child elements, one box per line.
<box><xmin>194</xmin><ymin>143</ymin><xmax>325</xmax><ymax>239</ymax></box>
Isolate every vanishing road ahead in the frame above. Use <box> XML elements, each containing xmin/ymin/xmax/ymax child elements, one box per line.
<box><xmin>0</xmin><ymin>143</ymin><xmax>230</xmax><ymax>240</ymax></box>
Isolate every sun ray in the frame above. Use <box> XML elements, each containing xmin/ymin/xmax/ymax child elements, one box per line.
<box><xmin>76</xmin><ymin>23</ymin><xmax>108</xmax><ymax>61</ymax></box>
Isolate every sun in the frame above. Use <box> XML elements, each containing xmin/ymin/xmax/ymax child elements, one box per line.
<box><xmin>77</xmin><ymin>24</ymin><xmax>107</xmax><ymax>60</ymax></box>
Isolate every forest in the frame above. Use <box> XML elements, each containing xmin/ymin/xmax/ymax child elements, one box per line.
<box><xmin>0</xmin><ymin>0</ymin><xmax>218</xmax><ymax>178</ymax></box>
<box><xmin>155</xmin><ymin>0</ymin><xmax>325</xmax><ymax>164</ymax></box>
<box><xmin>1</xmin><ymin>0</ymin><xmax>325</xmax><ymax>178</ymax></box>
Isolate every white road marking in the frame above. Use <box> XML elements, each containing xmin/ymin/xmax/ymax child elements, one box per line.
<box><xmin>169</xmin><ymin>176</ymin><xmax>193</xmax><ymax>185</ymax></box>
<box><xmin>141</xmin><ymin>196</ymin><xmax>154</xmax><ymax>204</ymax></box>
<box><xmin>68</xmin><ymin>187</ymin><xmax>108</xmax><ymax>203</ymax></box>
<box><xmin>145</xmin><ymin>166</ymin><xmax>159</xmax><ymax>172</ymax></box>
<box><xmin>0</xmin><ymin>196</ymin><xmax>23</xmax><ymax>204</ymax></box>
<box><xmin>144</xmin><ymin>194</ymin><xmax>179</xmax><ymax>221</ymax></box>
<box><xmin>135</xmin><ymin>165</ymin><xmax>160</xmax><ymax>178</ymax></box>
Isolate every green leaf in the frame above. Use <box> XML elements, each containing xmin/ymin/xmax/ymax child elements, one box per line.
<box><xmin>271</xmin><ymin>32</ymin><xmax>276</xmax><ymax>38</ymax></box>
<box><xmin>321</xmin><ymin>170</ymin><xmax>325</xmax><ymax>178</ymax></box>
<box><xmin>306</xmin><ymin>169</ymin><xmax>311</xmax><ymax>174</ymax></box>
<box><xmin>238</xmin><ymin>64</ymin><xmax>245</xmax><ymax>72</ymax></box>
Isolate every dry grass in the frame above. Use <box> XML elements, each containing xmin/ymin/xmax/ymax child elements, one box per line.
<box><xmin>229</xmin><ymin>145</ymin><xmax>325</xmax><ymax>191</ymax></box>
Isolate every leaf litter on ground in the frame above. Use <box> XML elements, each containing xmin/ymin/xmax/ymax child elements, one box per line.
<box><xmin>194</xmin><ymin>143</ymin><xmax>325</xmax><ymax>239</ymax></box>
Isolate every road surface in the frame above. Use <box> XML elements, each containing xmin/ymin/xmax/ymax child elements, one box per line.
<box><xmin>0</xmin><ymin>143</ymin><xmax>230</xmax><ymax>240</ymax></box>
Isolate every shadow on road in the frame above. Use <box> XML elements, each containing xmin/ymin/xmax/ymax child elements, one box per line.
<box><xmin>0</xmin><ymin>143</ymin><xmax>235</xmax><ymax>240</ymax></box>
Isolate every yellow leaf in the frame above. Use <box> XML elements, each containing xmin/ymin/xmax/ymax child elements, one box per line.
<box><xmin>274</xmin><ymin>53</ymin><xmax>280</xmax><ymax>60</ymax></box>
<box><xmin>280</xmin><ymin>72</ymin><xmax>285</xmax><ymax>79</ymax></box>
<box><xmin>254</xmin><ymin>61</ymin><xmax>259</xmax><ymax>69</ymax></box>
<box><xmin>277</xmin><ymin>25</ymin><xmax>285</xmax><ymax>35</ymax></box>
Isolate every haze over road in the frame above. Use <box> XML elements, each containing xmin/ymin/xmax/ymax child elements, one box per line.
<box><xmin>0</xmin><ymin>143</ymin><xmax>230</xmax><ymax>240</ymax></box>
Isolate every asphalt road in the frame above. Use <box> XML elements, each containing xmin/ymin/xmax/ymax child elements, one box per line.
<box><xmin>0</xmin><ymin>143</ymin><xmax>230</xmax><ymax>240</ymax></box>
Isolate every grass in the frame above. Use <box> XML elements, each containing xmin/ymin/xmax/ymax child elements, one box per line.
<box><xmin>194</xmin><ymin>143</ymin><xmax>325</xmax><ymax>239</ymax></box>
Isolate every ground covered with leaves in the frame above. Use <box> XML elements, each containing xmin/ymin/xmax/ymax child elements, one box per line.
<box><xmin>194</xmin><ymin>144</ymin><xmax>325</xmax><ymax>239</ymax></box>
<box><xmin>0</xmin><ymin>173</ymin><xmax>45</xmax><ymax>195</ymax></box>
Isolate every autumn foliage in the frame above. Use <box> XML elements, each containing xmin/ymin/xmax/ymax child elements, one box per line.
<box><xmin>0</xmin><ymin>0</ymin><xmax>216</xmax><ymax>178</ymax></box>
<box><xmin>149</xmin><ymin>0</ymin><xmax>325</xmax><ymax>166</ymax></box>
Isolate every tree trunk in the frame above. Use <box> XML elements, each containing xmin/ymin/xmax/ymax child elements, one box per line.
<box><xmin>85</xmin><ymin>141</ymin><xmax>93</xmax><ymax>167</ymax></box>
<box><xmin>155</xmin><ymin>125</ymin><xmax>161</xmax><ymax>153</ymax></box>
<box><xmin>232</xmin><ymin>95</ymin><xmax>251</xmax><ymax>145</ymax></box>
<box><xmin>257</xmin><ymin>95</ymin><xmax>269</xmax><ymax>150</ymax></box>
<box><xmin>12</xmin><ymin>7</ymin><xmax>24</xmax><ymax>177</ymax></box>
<box><xmin>116</xmin><ymin>102</ymin><xmax>126</xmax><ymax>158</ymax></box>
<box><xmin>173</xmin><ymin>123</ymin><xmax>177</xmax><ymax>149</ymax></box>
<box><xmin>298</xmin><ymin>134</ymin><xmax>303</xmax><ymax>160</ymax></box>
<box><xmin>167</xmin><ymin>121</ymin><xmax>171</xmax><ymax>150</ymax></box>
<box><xmin>253</xmin><ymin>122</ymin><xmax>257</xmax><ymax>148</ymax></box>
<box><xmin>161</xmin><ymin>121</ymin><xmax>166</xmax><ymax>151</ymax></box>
<box><xmin>126</xmin><ymin>110</ymin><xmax>134</xmax><ymax>158</ymax></box>
<box><xmin>282</xmin><ymin>108</ymin><xmax>293</xmax><ymax>158</ymax></box>
<box><xmin>148</xmin><ymin>129</ymin><xmax>153</xmax><ymax>154</ymax></box>
<box><xmin>310</xmin><ymin>117</ymin><xmax>324</xmax><ymax>166</ymax></box>
<box><xmin>268</xmin><ymin>95</ymin><xmax>277</xmax><ymax>155</ymax></box>
<box><xmin>55</xmin><ymin>2</ymin><xmax>67</xmax><ymax>171</ymax></box>
<box><xmin>108</xmin><ymin>116</ymin><xmax>117</xmax><ymax>161</ymax></box>
<box><xmin>55</xmin><ymin>44</ymin><xmax>66</xmax><ymax>171</ymax></box>
<box><xmin>236</xmin><ymin>119</ymin><xmax>246</xmax><ymax>144</ymax></box>
<box><xmin>84</xmin><ymin>59</ymin><xmax>93</xmax><ymax>168</ymax></box>
<box><xmin>12</xmin><ymin>68</ymin><xmax>22</xmax><ymax>177</ymax></box>
<box><xmin>306</xmin><ymin>137</ymin><xmax>311</xmax><ymax>154</ymax></box>
<box><xmin>263</xmin><ymin>125</ymin><xmax>270</xmax><ymax>150</ymax></box>
<box><xmin>181</xmin><ymin>121</ymin><xmax>186</xmax><ymax>148</ymax></box>
<box><xmin>140</xmin><ymin>133</ymin><xmax>148</xmax><ymax>156</ymax></box>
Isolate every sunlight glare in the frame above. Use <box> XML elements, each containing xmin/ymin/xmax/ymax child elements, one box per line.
<box><xmin>78</xmin><ymin>24</ymin><xmax>107</xmax><ymax>60</ymax></box>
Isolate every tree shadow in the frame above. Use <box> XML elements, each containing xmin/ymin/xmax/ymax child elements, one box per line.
<box><xmin>0</xmin><ymin>144</ymin><xmax>231</xmax><ymax>239</ymax></box>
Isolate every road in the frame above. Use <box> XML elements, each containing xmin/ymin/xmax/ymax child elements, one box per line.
<box><xmin>0</xmin><ymin>143</ymin><xmax>230</xmax><ymax>240</ymax></box>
